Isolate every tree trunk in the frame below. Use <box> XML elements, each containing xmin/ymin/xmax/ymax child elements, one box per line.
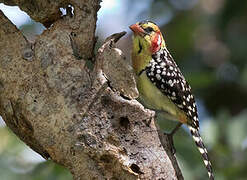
<box><xmin>0</xmin><ymin>0</ymin><xmax>183</xmax><ymax>179</ymax></box>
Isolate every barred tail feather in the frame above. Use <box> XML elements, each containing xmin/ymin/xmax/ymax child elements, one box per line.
<box><xmin>188</xmin><ymin>126</ymin><xmax>214</xmax><ymax>180</ymax></box>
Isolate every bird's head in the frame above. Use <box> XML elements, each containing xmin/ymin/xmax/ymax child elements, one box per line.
<box><xmin>129</xmin><ymin>20</ymin><xmax>166</xmax><ymax>55</ymax></box>
<box><xmin>129</xmin><ymin>20</ymin><xmax>166</xmax><ymax>74</ymax></box>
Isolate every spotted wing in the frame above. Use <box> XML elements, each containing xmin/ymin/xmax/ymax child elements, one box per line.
<box><xmin>146</xmin><ymin>48</ymin><xmax>199</xmax><ymax>128</ymax></box>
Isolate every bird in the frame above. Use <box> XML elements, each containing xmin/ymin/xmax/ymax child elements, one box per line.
<box><xmin>129</xmin><ymin>20</ymin><xmax>214</xmax><ymax>180</ymax></box>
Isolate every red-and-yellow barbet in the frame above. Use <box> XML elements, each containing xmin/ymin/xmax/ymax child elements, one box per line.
<box><xmin>129</xmin><ymin>20</ymin><xmax>214</xmax><ymax>180</ymax></box>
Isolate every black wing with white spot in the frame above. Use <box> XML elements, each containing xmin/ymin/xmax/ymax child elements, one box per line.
<box><xmin>145</xmin><ymin>47</ymin><xmax>214</xmax><ymax>179</ymax></box>
<box><xmin>146</xmin><ymin>48</ymin><xmax>199</xmax><ymax>129</ymax></box>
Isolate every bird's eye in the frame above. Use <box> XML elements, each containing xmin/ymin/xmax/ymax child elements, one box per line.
<box><xmin>144</xmin><ymin>27</ymin><xmax>154</xmax><ymax>33</ymax></box>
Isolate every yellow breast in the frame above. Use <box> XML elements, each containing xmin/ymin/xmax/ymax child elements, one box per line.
<box><xmin>137</xmin><ymin>72</ymin><xmax>188</xmax><ymax>124</ymax></box>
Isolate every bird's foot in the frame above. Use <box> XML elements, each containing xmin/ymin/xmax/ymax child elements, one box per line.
<box><xmin>165</xmin><ymin>122</ymin><xmax>182</xmax><ymax>155</ymax></box>
<box><xmin>165</xmin><ymin>132</ymin><xmax>177</xmax><ymax>155</ymax></box>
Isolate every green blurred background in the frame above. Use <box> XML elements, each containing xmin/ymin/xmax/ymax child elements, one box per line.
<box><xmin>0</xmin><ymin>0</ymin><xmax>247</xmax><ymax>179</ymax></box>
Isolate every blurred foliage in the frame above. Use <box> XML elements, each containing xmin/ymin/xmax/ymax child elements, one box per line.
<box><xmin>1</xmin><ymin>0</ymin><xmax>247</xmax><ymax>179</ymax></box>
<box><xmin>0</xmin><ymin>126</ymin><xmax>72</xmax><ymax>180</ymax></box>
<box><xmin>154</xmin><ymin>0</ymin><xmax>247</xmax><ymax>179</ymax></box>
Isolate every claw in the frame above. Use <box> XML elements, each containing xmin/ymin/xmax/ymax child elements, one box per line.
<box><xmin>165</xmin><ymin>122</ymin><xmax>182</xmax><ymax>155</ymax></box>
<box><xmin>166</xmin><ymin>132</ymin><xmax>176</xmax><ymax>154</ymax></box>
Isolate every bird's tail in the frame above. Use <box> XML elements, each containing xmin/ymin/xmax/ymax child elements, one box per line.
<box><xmin>188</xmin><ymin>126</ymin><xmax>214</xmax><ymax>180</ymax></box>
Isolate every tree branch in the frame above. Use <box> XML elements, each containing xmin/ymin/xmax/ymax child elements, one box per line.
<box><xmin>0</xmin><ymin>1</ymin><xmax>183</xmax><ymax>179</ymax></box>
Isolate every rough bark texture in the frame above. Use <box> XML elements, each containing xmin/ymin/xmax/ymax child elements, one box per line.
<box><xmin>0</xmin><ymin>1</ymin><xmax>183</xmax><ymax>179</ymax></box>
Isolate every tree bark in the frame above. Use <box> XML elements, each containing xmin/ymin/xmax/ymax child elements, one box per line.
<box><xmin>0</xmin><ymin>0</ymin><xmax>183</xmax><ymax>179</ymax></box>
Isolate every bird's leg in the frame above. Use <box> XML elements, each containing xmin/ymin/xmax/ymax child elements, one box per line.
<box><xmin>164</xmin><ymin>122</ymin><xmax>182</xmax><ymax>154</ymax></box>
<box><xmin>170</xmin><ymin>122</ymin><xmax>183</xmax><ymax>136</ymax></box>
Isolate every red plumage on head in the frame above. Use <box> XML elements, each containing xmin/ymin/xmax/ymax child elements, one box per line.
<box><xmin>151</xmin><ymin>32</ymin><xmax>162</xmax><ymax>54</ymax></box>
